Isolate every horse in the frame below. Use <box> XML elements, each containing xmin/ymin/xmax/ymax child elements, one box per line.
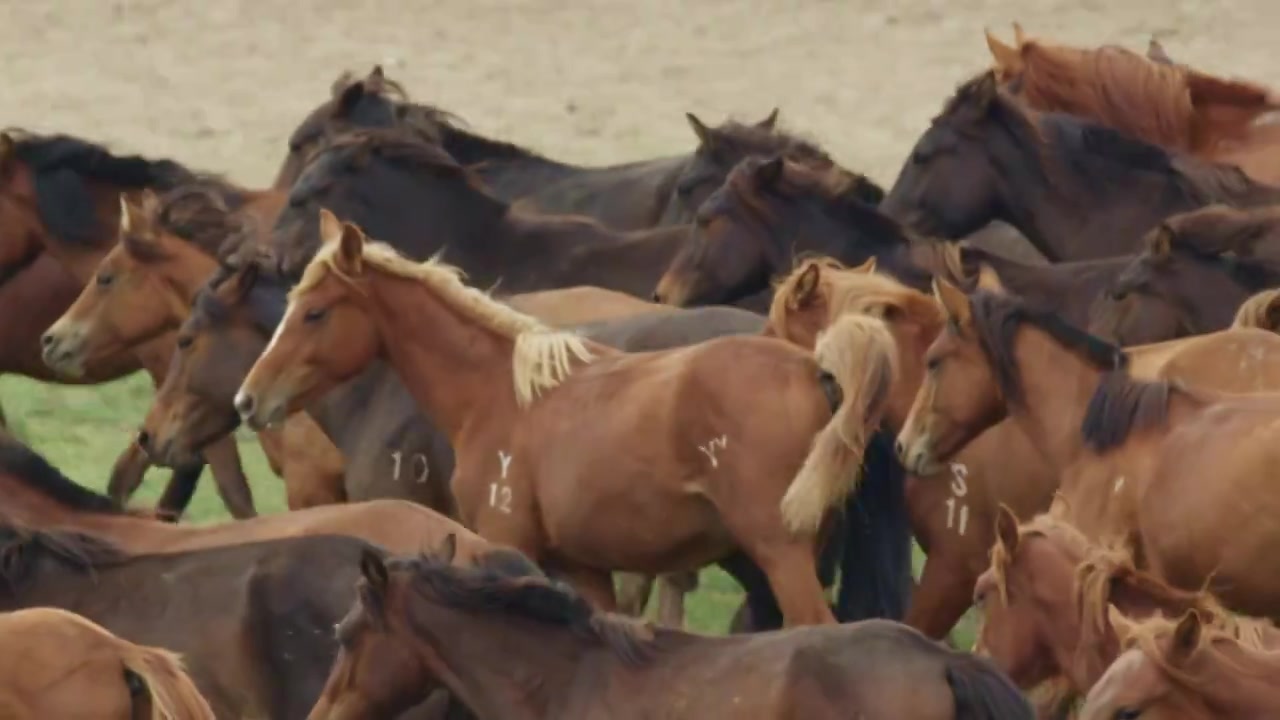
<box><xmin>1089</xmin><ymin>204</ymin><xmax>1280</xmax><ymax>344</ymax></box>
<box><xmin>1232</xmin><ymin>288</ymin><xmax>1280</xmax><ymax>331</ymax></box>
<box><xmin>879</xmin><ymin>71</ymin><xmax>1280</xmax><ymax>262</ymax></box>
<box><xmin>0</xmin><ymin>129</ymin><xmax>266</xmax><ymax>519</ymax></box>
<box><xmin>306</xmin><ymin>537</ymin><xmax>1033</xmax><ymax>720</ymax></box>
<box><xmin>0</xmin><ymin>606</ymin><xmax>215</xmax><ymax>719</ymax></box>
<box><xmin>1083</xmin><ymin>609</ymin><xmax>1280</xmax><ymax>719</ymax></box>
<box><xmin>896</xmin><ymin>282</ymin><xmax>1280</xmax><ymax>620</ymax></box>
<box><xmin>767</xmin><ymin>258</ymin><xmax>1280</xmax><ymax>639</ymax></box>
<box><xmin>40</xmin><ymin>187</ymin><xmax>348</xmax><ymax>509</ymax></box>
<box><xmin>235</xmin><ymin>214</ymin><xmax>897</xmax><ymax>626</ymax></box>
<box><xmin>984</xmin><ymin>24</ymin><xmax>1280</xmax><ymax>184</ymax></box>
<box><xmin>0</xmin><ymin>517</ymin><xmax>448</xmax><ymax>719</ymax></box>
<box><xmin>278</xmin><ymin>65</ymin><xmax>818</xmax><ymax>231</ymax></box>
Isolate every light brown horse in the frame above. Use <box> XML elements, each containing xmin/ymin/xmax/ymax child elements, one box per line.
<box><xmin>41</xmin><ymin>188</ymin><xmax>347</xmax><ymax>509</ymax></box>
<box><xmin>235</xmin><ymin>212</ymin><xmax>893</xmax><ymax>626</ymax></box>
<box><xmin>0</xmin><ymin>607</ymin><xmax>215</xmax><ymax>719</ymax></box>
<box><xmin>1083</xmin><ymin>609</ymin><xmax>1280</xmax><ymax>719</ymax></box>
<box><xmin>986</xmin><ymin>24</ymin><xmax>1280</xmax><ymax>184</ymax></box>
<box><xmin>306</xmin><ymin>537</ymin><xmax>1034</xmax><ymax>720</ymax></box>
<box><xmin>769</xmin><ymin>258</ymin><xmax>1280</xmax><ymax>638</ymax></box>
<box><xmin>897</xmin><ymin>281</ymin><xmax>1280</xmax><ymax>621</ymax></box>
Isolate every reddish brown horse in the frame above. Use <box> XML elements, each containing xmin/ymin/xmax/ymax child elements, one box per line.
<box><xmin>1089</xmin><ymin>204</ymin><xmax>1280</xmax><ymax>344</ymax></box>
<box><xmin>985</xmin><ymin>24</ymin><xmax>1280</xmax><ymax>184</ymax></box>
<box><xmin>306</xmin><ymin>538</ymin><xmax>1034</xmax><ymax>720</ymax></box>
<box><xmin>897</xmin><ymin>282</ymin><xmax>1280</xmax><ymax>621</ymax></box>
<box><xmin>880</xmin><ymin>72</ymin><xmax>1280</xmax><ymax>262</ymax></box>
<box><xmin>237</xmin><ymin>213</ymin><xmax>894</xmax><ymax>626</ymax></box>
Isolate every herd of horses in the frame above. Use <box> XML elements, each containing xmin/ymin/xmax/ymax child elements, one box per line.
<box><xmin>5</xmin><ymin>21</ymin><xmax>1280</xmax><ymax>719</ymax></box>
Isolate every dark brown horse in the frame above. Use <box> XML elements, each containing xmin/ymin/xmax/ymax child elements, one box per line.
<box><xmin>278</xmin><ymin>66</ymin><xmax>819</xmax><ymax>231</ymax></box>
<box><xmin>307</xmin><ymin>538</ymin><xmax>1033</xmax><ymax>720</ymax></box>
<box><xmin>880</xmin><ymin>72</ymin><xmax>1280</xmax><ymax>262</ymax></box>
<box><xmin>1089</xmin><ymin>204</ymin><xmax>1280</xmax><ymax>344</ymax></box>
<box><xmin>0</xmin><ymin>516</ymin><xmax>444</xmax><ymax>719</ymax></box>
<box><xmin>0</xmin><ymin>129</ymin><xmax>259</xmax><ymax>519</ymax></box>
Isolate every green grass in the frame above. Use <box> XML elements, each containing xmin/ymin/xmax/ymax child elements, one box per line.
<box><xmin>1</xmin><ymin>371</ymin><xmax>978</xmax><ymax>643</ymax></box>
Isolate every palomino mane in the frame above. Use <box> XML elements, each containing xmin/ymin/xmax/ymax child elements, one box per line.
<box><xmin>0</xmin><ymin>517</ymin><xmax>123</xmax><ymax>593</ymax></box>
<box><xmin>0</xmin><ymin>434</ymin><xmax>122</xmax><ymax>515</ymax></box>
<box><xmin>770</xmin><ymin>258</ymin><xmax>941</xmax><ymax>339</ymax></box>
<box><xmin>294</xmin><ymin>237</ymin><xmax>592</xmax><ymax>406</ymax></box>
<box><xmin>2</xmin><ymin>129</ymin><xmax>205</xmax><ymax>246</ymax></box>
<box><xmin>1121</xmin><ymin>611</ymin><xmax>1278</xmax><ymax>697</ymax></box>
<box><xmin>396</xmin><ymin>549</ymin><xmax>669</xmax><ymax>666</ymax></box>
<box><xmin>1232</xmin><ymin>288</ymin><xmax>1280</xmax><ymax>330</ymax></box>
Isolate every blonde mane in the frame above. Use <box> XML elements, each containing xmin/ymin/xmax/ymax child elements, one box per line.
<box><xmin>769</xmin><ymin>257</ymin><xmax>945</xmax><ymax>337</ymax></box>
<box><xmin>293</xmin><ymin>237</ymin><xmax>594</xmax><ymax>406</ymax></box>
<box><xmin>1119</xmin><ymin>611</ymin><xmax>1278</xmax><ymax>695</ymax></box>
<box><xmin>1232</xmin><ymin>288</ymin><xmax>1280</xmax><ymax>331</ymax></box>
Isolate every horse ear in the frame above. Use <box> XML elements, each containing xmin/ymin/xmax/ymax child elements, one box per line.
<box><xmin>1012</xmin><ymin>22</ymin><xmax>1028</xmax><ymax>47</ymax></box>
<box><xmin>932</xmin><ymin>276</ymin><xmax>972</xmax><ymax>326</ymax></box>
<box><xmin>757</xmin><ymin>108</ymin><xmax>780</xmax><ymax>131</ymax></box>
<box><xmin>1147</xmin><ymin>38</ymin><xmax>1173</xmax><ymax>65</ymax></box>
<box><xmin>995</xmin><ymin>505</ymin><xmax>1020</xmax><ymax>554</ymax></box>
<box><xmin>685</xmin><ymin>113</ymin><xmax>714</xmax><ymax>147</ymax></box>
<box><xmin>318</xmin><ymin>208</ymin><xmax>344</xmax><ymax>246</ymax></box>
<box><xmin>1168</xmin><ymin>610</ymin><xmax>1203</xmax><ymax>665</ymax></box>
<box><xmin>119</xmin><ymin>196</ymin><xmax>144</xmax><ymax>236</ymax></box>
<box><xmin>337</xmin><ymin>76</ymin><xmax>366</xmax><ymax>114</ymax></box>
<box><xmin>851</xmin><ymin>175</ymin><xmax>886</xmax><ymax>206</ymax></box>
<box><xmin>975</xmin><ymin>263</ymin><xmax>1004</xmax><ymax>292</ymax></box>
<box><xmin>1146</xmin><ymin>225</ymin><xmax>1174</xmax><ymax>259</ymax></box>
<box><xmin>1106</xmin><ymin>604</ymin><xmax>1138</xmax><ymax>640</ymax></box>
<box><xmin>851</xmin><ymin>256</ymin><xmax>877</xmax><ymax>274</ymax></box>
<box><xmin>755</xmin><ymin>157</ymin><xmax>785</xmax><ymax>188</ymax></box>
<box><xmin>791</xmin><ymin>263</ymin><xmax>822</xmax><ymax>308</ymax></box>
<box><xmin>335</xmin><ymin>222</ymin><xmax>366</xmax><ymax>275</ymax></box>
<box><xmin>985</xmin><ymin>28</ymin><xmax>1020</xmax><ymax>72</ymax></box>
<box><xmin>366</xmin><ymin>65</ymin><xmax>386</xmax><ymax>93</ymax></box>
<box><xmin>360</xmin><ymin>548</ymin><xmax>389</xmax><ymax>596</ymax></box>
<box><xmin>232</xmin><ymin>264</ymin><xmax>260</xmax><ymax>304</ymax></box>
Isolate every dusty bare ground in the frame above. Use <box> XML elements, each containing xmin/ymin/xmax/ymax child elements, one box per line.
<box><xmin>1</xmin><ymin>0</ymin><xmax>1277</xmax><ymax>189</ymax></box>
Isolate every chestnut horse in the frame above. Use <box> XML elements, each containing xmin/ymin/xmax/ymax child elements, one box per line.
<box><xmin>1089</xmin><ymin>204</ymin><xmax>1280</xmax><ymax>344</ymax></box>
<box><xmin>897</xmin><ymin>283</ymin><xmax>1280</xmax><ymax>620</ymax></box>
<box><xmin>880</xmin><ymin>72</ymin><xmax>1280</xmax><ymax>262</ymax></box>
<box><xmin>306</xmin><ymin>538</ymin><xmax>1034</xmax><ymax>720</ymax></box>
<box><xmin>985</xmin><ymin>24</ymin><xmax>1280</xmax><ymax>184</ymax></box>
<box><xmin>1083</xmin><ymin>610</ymin><xmax>1280</xmax><ymax>719</ymax></box>
<box><xmin>0</xmin><ymin>607</ymin><xmax>215</xmax><ymax>719</ymax></box>
<box><xmin>236</xmin><ymin>215</ymin><xmax>895</xmax><ymax>626</ymax></box>
<box><xmin>279</xmin><ymin>65</ymin><xmax>817</xmax><ymax>231</ymax></box>
<box><xmin>767</xmin><ymin>258</ymin><xmax>1280</xmax><ymax>639</ymax></box>
<box><xmin>40</xmin><ymin>188</ymin><xmax>347</xmax><ymax>509</ymax></box>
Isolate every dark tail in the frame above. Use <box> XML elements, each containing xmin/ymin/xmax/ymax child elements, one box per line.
<box><xmin>946</xmin><ymin>653</ymin><xmax>1035</xmax><ymax>720</ymax></box>
<box><xmin>833</xmin><ymin>428</ymin><xmax>913</xmax><ymax>621</ymax></box>
<box><xmin>155</xmin><ymin>463</ymin><xmax>204</xmax><ymax>521</ymax></box>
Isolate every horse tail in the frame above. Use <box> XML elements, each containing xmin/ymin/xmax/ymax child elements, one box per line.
<box><xmin>120</xmin><ymin>642</ymin><xmax>216</xmax><ymax>720</ymax></box>
<box><xmin>781</xmin><ymin>314</ymin><xmax>897</xmax><ymax>534</ymax></box>
<box><xmin>1231</xmin><ymin>288</ymin><xmax>1280</xmax><ymax>331</ymax></box>
<box><xmin>945</xmin><ymin>653</ymin><xmax>1035</xmax><ymax>720</ymax></box>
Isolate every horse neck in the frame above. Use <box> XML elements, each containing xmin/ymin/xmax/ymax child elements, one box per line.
<box><xmin>410</xmin><ymin>602</ymin><xmax>602</xmax><ymax>720</ymax></box>
<box><xmin>1003</xmin><ymin>326</ymin><xmax>1101</xmax><ymax>469</ymax></box>
<box><xmin>366</xmin><ymin>273</ymin><xmax>520</xmax><ymax>441</ymax></box>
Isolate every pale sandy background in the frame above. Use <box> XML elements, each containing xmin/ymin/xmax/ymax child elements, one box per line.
<box><xmin>2</xmin><ymin>0</ymin><xmax>1277</xmax><ymax>189</ymax></box>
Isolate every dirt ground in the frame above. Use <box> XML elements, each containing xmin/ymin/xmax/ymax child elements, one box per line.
<box><xmin>2</xmin><ymin>0</ymin><xmax>1277</xmax><ymax>189</ymax></box>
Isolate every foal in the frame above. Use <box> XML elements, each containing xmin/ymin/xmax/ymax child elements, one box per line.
<box><xmin>237</xmin><ymin>212</ymin><xmax>895</xmax><ymax>625</ymax></box>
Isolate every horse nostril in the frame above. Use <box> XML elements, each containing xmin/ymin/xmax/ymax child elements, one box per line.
<box><xmin>136</xmin><ymin>430</ymin><xmax>151</xmax><ymax>452</ymax></box>
<box><xmin>651</xmin><ymin>291</ymin><xmax>662</xmax><ymax>303</ymax></box>
<box><xmin>894</xmin><ymin>439</ymin><xmax>906</xmax><ymax>459</ymax></box>
<box><xmin>40</xmin><ymin>332</ymin><xmax>55</xmax><ymax>348</ymax></box>
<box><xmin>234</xmin><ymin>392</ymin><xmax>256</xmax><ymax>419</ymax></box>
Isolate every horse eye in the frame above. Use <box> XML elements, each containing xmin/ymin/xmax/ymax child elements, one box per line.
<box><xmin>123</xmin><ymin>667</ymin><xmax>145</xmax><ymax>696</ymax></box>
<box><xmin>96</xmin><ymin>273</ymin><xmax>114</xmax><ymax>287</ymax></box>
<box><xmin>304</xmin><ymin>307</ymin><xmax>328</xmax><ymax>324</ymax></box>
<box><xmin>926</xmin><ymin>356</ymin><xmax>942</xmax><ymax>372</ymax></box>
<box><xmin>176</xmin><ymin>335</ymin><xmax>194</xmax><ymax>350</ymax></box>
<box><xmin>1115</xmin><ymin>709</ymin><xmax>1142</xmax><ymax>720</ymax></box>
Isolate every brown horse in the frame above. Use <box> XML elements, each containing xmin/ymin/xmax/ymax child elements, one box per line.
<box><xmin>985</xmin><ymin>24</ymin><xmax>1280</xmax><ymax>184</ymax></box>
<box><xmin>0</xmin><ymin>607</ymin><xmax>215</xmax><ymax>719</ymax></box>
<box><xmin>0</xmin><ymin>516</ymin><xmax>448</xmax><ymax>719</ymax></box>
<box><xmin>880</xmin><ymin>72</ymin><xmax>1280</xmax><ymax>262</ymax></box>
<box><xmin>307</xmin><ymin>538</ymin><xmax>1033</xmax><ymax>720</ymax></box>
<box><xmin>40</xmin><ymin>187</ymin><xmax>347</xmax><ymax>509</ymax></box>
<box><xmin>897</xmin><ymin>282</ymin><xmax>1280</xmax><ymax>620</ymax></box>
<box><xmin>0</xmin><ymin>129</ymin><xmax>263</xmax><ymax>519</ymax></box>
<box><xmin>769</xmin><ymin>259</ymin><xmax>1280</xmax><ymax>639</ymax></box>
<box><xmin>1083</xmin><ymin>610</ymin><xmax>1280</xmax><ymax>719</ymax></box>
<box><xmin>278</xmin><ymin>66</ymin><xmax>816</xmax><ymax>231</ymax></box>
<box><xmin>236</xmin><ymin>214</ymin><xmax>894</xmax><ymax>626</ymax></box>
<box><xmin>1089</xmin><ymin>204</ymin><xmax>1280</xmax><ymax>344</ymax></box>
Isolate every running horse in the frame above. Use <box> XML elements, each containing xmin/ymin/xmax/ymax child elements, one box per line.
<box><xmin>236</xmin><ymin>212</ymin><xmax>895</xmax><ymax>626</ymax></box>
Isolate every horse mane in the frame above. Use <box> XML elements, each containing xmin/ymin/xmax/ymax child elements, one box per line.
<box><xmin>295</xmin><ymin>238</ymin><xmax>591</xmax><ymax>406</ymax></box>
<box><xmin>988</xmin><ymin>511</ymin><xmax>1093</xmax><ymax>608</ymax></box>
<box><xmin>1150</xmin><ymin>205</ymin><xmax>1280</xmax><ymax>288</ymax></box>
<box><xmin>0</xmin><ymin>517</ymin><xmax>123</xmax><ymax>593</ymax></box>
<box><xmin>397</xmin><ymin>549</ymin><xmax>670</xmax><ymax>667</ymax></box>
<box><xmin>127</xmin><ymin>184</ymin><xmax>255</xmax><ymax>262</ymax></box>
<box><xmin>943</xmin><ymin>651</ymin><xmax>1036</xmax><ymax>719</ymax></box>
<box><xmin>1232</xmin><ymin>289</ymin><xmax>1280</xmax><ymax>330</ymax></box>
<box><xmin>0</xmin><ymin>434</ymin><xmax>122</xmax><ymax>514</ymax></box>
<box><xmin>189</xmin><ymin>263</ymin><xmax>286</xmax><ymax>337</ymax></box>
<box><xmin>3</xmin><ymin>129</ymin><xmax>205</xmax><ymax>246</ymax></box>
<box><xmin>1080</xmin><ymin>370</ymin><xmax>1189</xmax><ymax>452</ymax></box>
<box><xmin>1120</xmin><ymin>611</ymin><xmax>1279</xmax><ymax>700</ymax></box>
<box><xmin>966</xmin><ymin>289</ymin><xmax>1128</xmax><ymax>405</ymax></box>
<box><xmin>770</xmin><ymin>257</ymin><xmax>943</xmax><ymax>338</ymax></box>
<box><xmin>705</xmin><ymin>119</ymin><xmax>838</xmax><ymax>171</ymax></box>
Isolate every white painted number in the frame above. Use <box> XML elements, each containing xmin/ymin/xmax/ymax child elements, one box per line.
<box><xmin>390</xmin><ymin>451</ymin><xmax>430</xmax><ymax>484</ymax></box>
<box><xmin>488</xmin><ymin>483</ymin><xmax>513</xmax><ymax>514</ymax></box>
<box><xmin>698</xmin><ymin>435</ymin><xmax>729</xmax><ymax>468</ymax></box>
<box><xmin>498</xmin><ymin>450</ymin><xmax>513</xmax><ymax>479</ymax></box>
<box><xmin>946</xmin><ymin>463</ymin><xmax>970</xmax><ymax>536</ymax></box>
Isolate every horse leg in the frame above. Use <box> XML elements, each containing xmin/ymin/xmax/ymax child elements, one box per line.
<box><xmin>614</xmin><ymin>573</ymin><xmax>654</xmax><ymax>617</ymax></box>
<box><xmin>280</xmin><ymin>415</ymin><xmax>347</xmax><ymax>508</ymax></box>
<box><xmin>655</xmin><ymin>571</ymin><xmax>697</xmax><ymax>628</ymax></box>
<box><xmin>905</xmin><ymin>551</ymin><xmax>977</xmax><ymax>641</ymax></box>
<box><xmin>107</xmin><ymin>439</ymin><xmax>151</xmax><ymax>506</ymax></box>
<box><xmin>155</xmin><ymin>462</ymin><xmax>204</xmax><ymax>521</ymax></box>
<box><xmin>746</xmin><ymin>542</ymin><xmax>836</xmax><ymax>626</ymax></box>
<box><xmin>202</xmin><ymin>436</ymin><xmax>256</xmax><ymax>518</ymax></box>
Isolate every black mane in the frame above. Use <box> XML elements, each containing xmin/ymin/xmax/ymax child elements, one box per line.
<box><xmin>0</xmin><ymin>435</ymin><xmax>122</xmax><ymax>514</ymax></box>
